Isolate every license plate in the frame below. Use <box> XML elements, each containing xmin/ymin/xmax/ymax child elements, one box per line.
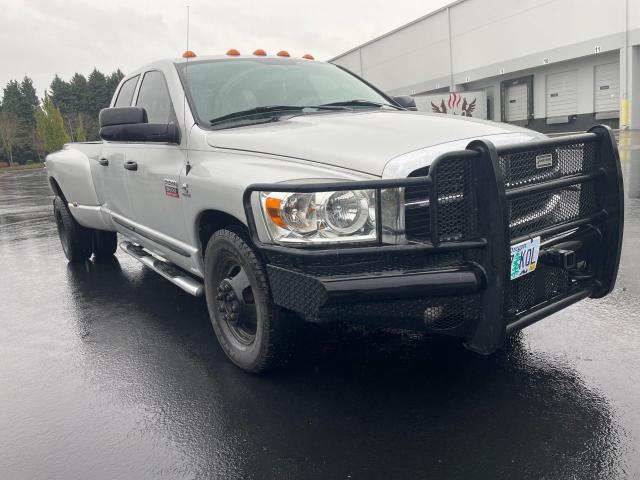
<box><xmin>510</xmin><ymin>236</ymin><xmax>541</xmax><ymax>280</ymax></box>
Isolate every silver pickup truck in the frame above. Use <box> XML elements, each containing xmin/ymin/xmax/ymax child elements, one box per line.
<box><xmin>46</xmin><ymin>51</ymin><xmax>624</xmax><ymax>372</ymax></box>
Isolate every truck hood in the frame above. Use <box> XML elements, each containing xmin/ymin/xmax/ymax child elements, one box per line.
<box><xmin>206</xmin><ymin>110</ymin><xmax>540</xmax><ymax>176</ymax></box>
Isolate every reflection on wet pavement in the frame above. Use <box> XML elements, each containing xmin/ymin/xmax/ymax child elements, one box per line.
<box><xmin>1</xmin><ymin>135</ymin><xmax>639</xmax><ymax>479</ymax></box>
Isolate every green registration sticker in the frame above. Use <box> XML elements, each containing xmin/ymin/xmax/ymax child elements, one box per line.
<box><xmin>510</xmin><ymin>236</ymin><xmax>541</xmax><ymax>280</ymax></box>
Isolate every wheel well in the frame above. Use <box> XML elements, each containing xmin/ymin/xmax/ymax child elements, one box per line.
<box><xmin>49</xmin><ymin>178</ymin><xmax>67</xmax><ymax>203</ymax></box>
<box><xmin>198</xmin><ymin>210</ymin><xmax>248</xmax><ymax>256</ymax></box>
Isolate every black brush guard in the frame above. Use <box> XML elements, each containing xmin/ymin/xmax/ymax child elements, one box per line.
<box><xmin>242</xmin><ymin>125</ymin><xmax>623</xmax><ymax>354</ymax></box>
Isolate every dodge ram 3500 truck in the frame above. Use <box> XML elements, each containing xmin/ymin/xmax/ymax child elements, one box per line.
<box><xmin>46</xmin><ymin>51</ymin><xmax>624</xmax><ymax>372</ymax></box>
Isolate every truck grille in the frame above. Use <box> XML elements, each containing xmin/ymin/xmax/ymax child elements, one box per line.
<box><xmin>404</xmin><ymin>156</ymin><xmax>477</xmax><ymax>242</ymax></box>
<box><xmin>500</xmin><ymin>141</ymin><xmax>601</xmax><ymax>239</ymax></box>
<box><xmin>404</xmin><ymin>140</ymin><xmax>601</xmax><ymax>243</ymax></box>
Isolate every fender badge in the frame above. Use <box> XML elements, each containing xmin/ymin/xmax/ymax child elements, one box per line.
<box><xmin>535</xmin><ymin>153</ymin><xmax>553</xmax><ymax>169</ymax></box>
<box><xmin>164</xmin><ymin>179</ymin><xmax>179</xmax><ymax>198</ymax></box>
<box><xmin>181</xmin><ymin>183</ymin><xmax>191</xmax><ymax>198</ymax></box>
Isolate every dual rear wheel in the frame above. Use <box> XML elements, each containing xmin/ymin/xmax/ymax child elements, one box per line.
<box><xmin>53</xmin><ymin>196</ymin><xmax>294</xmax><ymax>373</ymax></box>
<box><xmin>53</xmin><ymin>196</ymin><xmax>117</xmax><ymax>263</ymax></box>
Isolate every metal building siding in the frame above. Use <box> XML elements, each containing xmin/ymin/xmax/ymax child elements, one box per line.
<box><xmin>506</xmin><ymin>83</ymin><xmax>528</xmax><ymax>122</ymax></box>
<box><xmin>545</xmin><ymin>70</ymin><xmax>578</xmax><ymax>117</ymax></box>
<box><xmin>594</xmin><ymin>62</ymin><xmax>620</xmax><ymax>112</ymax></box>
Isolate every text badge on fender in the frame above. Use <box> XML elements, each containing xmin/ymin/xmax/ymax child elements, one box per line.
<box><xmin>164</xmin><ymin>179</ymin><xmax>179</xmax><ymax>198</ymax></box>
<box><xmin>510</xmin><ymin>236</ymin><xmax>541</xmax><ymax>280</ymax></box>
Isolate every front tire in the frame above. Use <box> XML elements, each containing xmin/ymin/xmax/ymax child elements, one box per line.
<box><xmin>53</xmin><ymin>196</ymin><xmax>92</xmax><ymax>263</ymax></box>
<box><xmin>204</xmin><ymin>228</ymin><xmax>297</xmax><ymax>373</ymax></box>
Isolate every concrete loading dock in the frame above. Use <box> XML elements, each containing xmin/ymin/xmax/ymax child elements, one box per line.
<box><xmin>331</xmin><ymin>0</ymin><xmax>640</xmax><ymax>134</ymax></box>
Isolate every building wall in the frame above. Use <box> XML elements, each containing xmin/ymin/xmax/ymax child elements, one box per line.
<box><xmin>331</xmin><ymin>0</ymin><xmax>640</xmax><ymax>131</ymax></box>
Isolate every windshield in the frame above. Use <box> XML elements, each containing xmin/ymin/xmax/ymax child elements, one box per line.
<box><xmin>176</xmin><ymin>58</ymin><xmax>391</xmax><ymax>127</ymax></box>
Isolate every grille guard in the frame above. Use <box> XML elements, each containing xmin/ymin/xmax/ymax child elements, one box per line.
<box><xmin>242</xmin><ymin>125</ymin><xmax>624</xmax><ymax>354</ymax></box>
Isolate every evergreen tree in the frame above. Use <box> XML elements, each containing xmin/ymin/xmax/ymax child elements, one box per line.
<box><xmin>74</xmin><ymin>113</ymin><xmax>88</xmax><ymax>142</ymax></box>
<box><xmin>0</xmin><ymin>68</ymin><xmax>124</xmax><ymax>157</ymax></box>
<box><xmin>1</xmin><ymin>79</ymin><xmax>37</xmax><ymax>164</ymax></box>
<box><xmin>68</xmin><ymin>73</ymin><xmax>88</xmax><ymax>114</ymax></box>
<box><xmin>17</xmin><ymin>77</ymin><xmax>39</xmax><ymax>162</ymax></box>
<box><xmin>87</xmin><ymin>69</ymin><xmax>109</xmax><ymax>115</ymax></box>
<box><xmin>35</xmin><ymin>95</ymin><xmax>70</xmax><ymax>154</ymax></box>
<box><xmin>107</xmin><ymin>69</ymin><xmax>125</xmax><ymax>95</ymax></box>
<box><xmin>50</xmin><ymin>75</ymin><xmax>73</xmax><ymax>117</ymax></box>
<box><xmin>1</xmin><ymin>80</ymin><xmax>22</xmax><ymax>112</ymax></box>
<box><xmin>0</xmin><ymin>112</ymin><xmax>18</xmax><ymax>166</ymax></box>
<box><xmin>19</xmin><ymin>77</ymin><xmax>38</xmax><ymax>130</ymax></box>
<box><xmin>86</xmin><ymin>69</ymin><xmax>110</xmax><ymax>138</ymax></box>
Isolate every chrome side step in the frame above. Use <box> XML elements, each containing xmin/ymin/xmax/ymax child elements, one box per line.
<box><xmin>119</xmin><ymin>241</ymin><xmax>204</xmax><ymax>297</ymax></box>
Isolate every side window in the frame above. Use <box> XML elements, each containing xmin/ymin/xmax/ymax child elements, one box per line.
<box><xmin>136</xmin><ymin>71</ymin><xmax>176</xmax><ymax>124</ymax></box>
<box><xmin>114</xmin><ymin>75</ymin><xmax>139</xmax><ymax>107</ymax></box>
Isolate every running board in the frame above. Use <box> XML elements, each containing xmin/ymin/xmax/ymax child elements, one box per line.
<box><xmin>119</xmin><ymin>241</ymin><xmax>204</xmax><ymax>297</ymax></box>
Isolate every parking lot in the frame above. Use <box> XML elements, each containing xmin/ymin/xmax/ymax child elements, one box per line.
<box><xmin>1</xmin><ymin>132</ymin><xmax>639</xmax><ymax>479</ymax></box>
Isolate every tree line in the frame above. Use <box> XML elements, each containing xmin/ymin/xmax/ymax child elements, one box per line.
<box><xmin>0</xmin><ymin>69</ymin><xmax>124</xmax><ymax>166</ymax></box>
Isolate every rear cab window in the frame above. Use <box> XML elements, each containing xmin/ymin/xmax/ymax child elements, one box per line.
<box><xmin>135</xmin><ymin>70</ymin><xmax>177</xmax><ymax>124</ymax></box>
<box><xmin>114</xmin><ymin>75</ymin><xmax>139</xmax><ymax>107</ymax></box>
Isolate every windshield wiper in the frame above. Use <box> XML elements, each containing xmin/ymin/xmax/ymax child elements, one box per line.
<box><xmin>320</xmin><ymin>99</ymin><xmax>403</xmax><ymax>110</ymax></box>
<box><xmin>209</xmin><ymin>105</ymin><xmax>350</xmax><ymax>126</ymax></box>
<box><xmin>210</xmin><ymin>106</ymin><xmax>302</xmax><ymax>126</ymax></box>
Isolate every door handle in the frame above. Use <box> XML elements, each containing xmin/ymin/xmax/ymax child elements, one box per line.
<box><xmin>98</xmin><ymin>158</ymin><xmax>109</xmax><ymax>166</ymax></box>
<box><xmin>124</xmin><ymin>160</ymin><xmax>138</xmax><ymax>171</ymax></box>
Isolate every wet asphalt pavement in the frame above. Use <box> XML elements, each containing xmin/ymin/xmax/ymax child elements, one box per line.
<box><xmin>1</xmin><ymin>134</ymin><xmax>640</xmax><ymax>480</ymax></box>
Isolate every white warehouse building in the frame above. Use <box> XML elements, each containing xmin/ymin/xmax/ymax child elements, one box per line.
<box><xmin>330</xmin><ymin>0</ymin><xmax>640</xmax><ymax>133</ymax></box>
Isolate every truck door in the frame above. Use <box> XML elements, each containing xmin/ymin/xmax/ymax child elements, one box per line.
<box><xmin>124</xmin><ymin>70</ymin><xmax>190</xmax><ymax>247</ymax></box>
<box><xmin>91</xmin><ymin>75</ymin><xmax>140</xmax><ymax>223</ymax></box>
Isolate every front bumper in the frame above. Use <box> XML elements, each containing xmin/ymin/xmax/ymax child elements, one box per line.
<box><xmin>243</xmin><ymin>125</ymin><xmax>624</xmax><ymax>354</ymax></box>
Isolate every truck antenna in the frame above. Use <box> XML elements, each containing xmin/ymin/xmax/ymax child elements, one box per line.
<box><xmin>186</xmin><ymin>4</ymin><xmax>190</xmax><ymax>52</ymax></box>
<box><xmin>184</xmin><ymin>4</ymin><xmax>191</xmax><ymax>175</ymax></box>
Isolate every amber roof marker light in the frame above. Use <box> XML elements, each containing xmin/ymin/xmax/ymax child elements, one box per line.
<box><xmin>182</xmin><ymin>50</ymin><xmax>196</xmax><ymax>58</ymax></box>
<box><xmin>302</xmin><ymin>54</ymin><xmax>315</xmax><ymax>60</ymax></box>
<box><xmin>226</xmin><ymin>49</ymin><xmax>241</xmax><ymax>56</ymax></box>
<box><xmin>253</xmin><ymin>49</ymin><xmax>267</xmax><ymax>56</ymax></box>
<box><xmin>277</xmin><ymin>50</ymin><xmax>290</xmax><ymax>57</ymax></box>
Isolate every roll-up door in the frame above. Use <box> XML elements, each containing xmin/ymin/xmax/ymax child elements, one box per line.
<box><xmin>506</xmin><ymin>83</ymin><xmax>528</xmax><ymax>122</ymax></box>
<box><xmin>595</xmin><ymin>62</ymin><xmax>620</xmax><ymax>113</ymax></box>
<box><xmin>546</xmin><ymin>70</ymin><xmax>577</xmax><ymax>118</ymax></box>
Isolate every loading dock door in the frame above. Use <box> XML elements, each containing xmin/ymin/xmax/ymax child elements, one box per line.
<box><xmin>505</xmin><ymin>83</ymin><xmax>528</xmax><ymax>122</ymax></box>
<box><xmin>546</xmin><ymin>70</ymin><xmax>578</xmax><ymax>118</ymax></box>
<box><xmin>595</xmin><ymin>62</ymin><xmax>620</xmax><ymax>113</ymax></box>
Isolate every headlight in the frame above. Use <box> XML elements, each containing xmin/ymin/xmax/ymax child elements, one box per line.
<box><xmin>321</xmin><ymin>190</ymin><xmax>371</xmax><ymax>234</ymax></box>
<box><xmin>260</xmin><ymin>189</ymin><xmax>377</xmax><ymax>245</ymax></box>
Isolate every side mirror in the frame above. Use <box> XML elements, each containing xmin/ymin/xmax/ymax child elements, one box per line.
<box><xmin>99</xmin><ymin>107</ymin><xmax>147</xmax><ymax>127</ymax></box>
<box><xmin>99</xmin><ymin>107</ymin><xmax>180</xmax><ymax>144</ymax></box>
<box><xmin>392</xmin><ymin>95</ymin><xmax>418</xmax><ymax>111</ymax></box>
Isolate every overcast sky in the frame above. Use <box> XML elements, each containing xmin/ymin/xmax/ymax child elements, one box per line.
<box><xmin>0</xmin><ymin>0</ymin><xmax>451</xmax><ymax>97</ymax></box>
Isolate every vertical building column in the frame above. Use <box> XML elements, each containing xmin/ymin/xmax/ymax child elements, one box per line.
<box><xmin>621</xmin><ymin>44</ymin><xmax>640</xmax><ymax>129</ymax></box>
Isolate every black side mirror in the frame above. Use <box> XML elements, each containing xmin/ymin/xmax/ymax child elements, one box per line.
<box><xmin>99</xmin><ymin>107</ymin><xmax>147</xmax><ymax>127</ymax></box>
<box><xmin>392</xmin><ymin>96</ymin><xmax>418</xmax><ymax>111</ymax></box>
<box><xmin>99</xmin><ymin>107</ymin><xmax>180</xmax><ymax>144</ymax></box>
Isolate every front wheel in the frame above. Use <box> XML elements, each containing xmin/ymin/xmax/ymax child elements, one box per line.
<box><xmin>204</xmin><ymin>228</ymin><xmax>297</xmax><ymax>373</ymax></box>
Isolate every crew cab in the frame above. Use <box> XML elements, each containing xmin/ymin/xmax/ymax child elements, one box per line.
<box><xmin>46</xmin><ymin>50</ymin><xmax>624</xmax><ymax>373</ymax></box>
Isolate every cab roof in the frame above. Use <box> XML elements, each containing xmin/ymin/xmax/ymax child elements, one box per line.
<box><xmin>127</xmin><ymin>53</ymin><xmax>321</xmax><ymax>77</ymax></box>
<box><xmin>172</xmin><ymin>53</ymin><xmax>320</xmax><ymax>64</ymax></box>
